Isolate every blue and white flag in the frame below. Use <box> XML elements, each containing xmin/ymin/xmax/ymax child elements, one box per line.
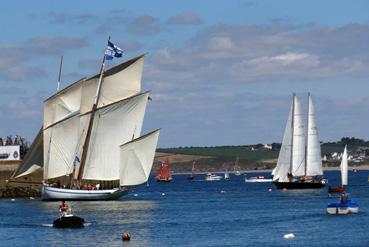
<box><xmin>104</xmin><ymin>41</ymin><xmax>123</xmax><ymax>60</ymax></box>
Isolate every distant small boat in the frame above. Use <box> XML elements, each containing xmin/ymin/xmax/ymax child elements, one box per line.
<box><xmin>245</xmin><ymin>176</ymin><xmax>272</xmax><ymax>183</ymax></box>
<box><xmin>224</xmin><ymin>170</ymin><xmax>230</xmax><ymax>180</ymax></box>
<box><xmin>205</xmin><ymin>173</ymin><xmax>222</xmax><ymax>181</ymax></box>
<box><xmin>156</xmin><ymin>158</ymin><xmax>173</xmax><ymax>182</ymax></box>
<box><xmin>327</xmin><ymin>193</ymin><xmax>359</xmax><ymax>215</ymax></box>
<box><xmin>234</xmin><ymin>156</ymin><xmax>241</xmax><ymax>176</ymax></box>
<box><xmin>328</xmin><ymin>146</ymin><xmax>348</xmax><ymax>194</ymax></box>
<box><xmin>187</xmin><ymin>161</ymin><xmax>195</xmax><ymax>180</ymax></box>
<box><xmin>352</xmin><ymin>168</ymin><xmax>358</xmax><ymax>173</ymax></box>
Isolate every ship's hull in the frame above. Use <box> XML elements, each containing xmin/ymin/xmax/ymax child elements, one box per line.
<box><xmin>53</xmin><ymin>215</ymin><xmax>85</xmax><ymax>228</ymax></box>
<box><xmin>326</xmin><ymin>200</ymin><xmax>359</xmax><ymax>215</ymax></box>
<box><xmin>328</xmin><ymin>186</ymin><xmax>345</xmax><ymax>193</ymax></box>
<box><xmin>273</xmin><ymin>181</ymin><xmax>326</xmax><ymax>189</ymax></box>
<box><xmin>156</xmin><ymin>177</ymin><xmax>172</xmax><ymax>182</ymax></box>
<box><xmin>42</xmin><ymin>186</ymin><xmax>128</xmax><ymax>201</ymax></box>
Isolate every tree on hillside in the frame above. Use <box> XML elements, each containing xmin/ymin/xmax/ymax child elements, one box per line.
<box><xmin>340</xmin><ymin>137</ymin><xmax>365</xmax><ymax>146</ymax></box>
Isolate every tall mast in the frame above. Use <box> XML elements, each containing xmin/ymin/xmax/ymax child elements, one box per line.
<box><xmin>289</xmin><ymin>93</ymin><xmax>295</xmax><ymax>175</ymax></box>
<box><xmin>57</xmin><ymin>56</ymin><xmax>63</xmax><ymax>92</ymax></box>
<box><xmin>305</xmin><ymin>92</ymin><xmax>310</xmax><ymax>176</ymax></box>
<box><xmin>77</xmin><ymin>37</ymin><xmax>110</xmax><ymax>181</ymax></box>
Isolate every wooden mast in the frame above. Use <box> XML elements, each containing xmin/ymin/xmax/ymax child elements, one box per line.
<box><xmin>77</xmin><ymin>37</ymin><xmax>110</xmax><ymax>181</ymax></box>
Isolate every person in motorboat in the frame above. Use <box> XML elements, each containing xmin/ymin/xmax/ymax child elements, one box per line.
<box><xmin>340</xmin><ymin>193</ymin><xmax>348</xmax><ymax>204</ymax></box>
<box><xmin>59</xmin><ymin>201</ymin><xmax>69</xmax><ymax>216</ymax></box>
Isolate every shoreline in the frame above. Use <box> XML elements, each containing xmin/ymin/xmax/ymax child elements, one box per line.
<box><xmin>173</xmin><ymin>165</ymin><xmax>369</xmax><ymax>175</ymax></box>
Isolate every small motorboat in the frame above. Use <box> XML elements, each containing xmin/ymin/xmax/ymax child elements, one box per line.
<box><xmin>245</xmin><ymin>176</ymin><xmax>272</xmax><ymax>183</ymax></box>
<box><xmin>53</xmin><ymin>214</ymin><xmax>85</xmax><ymax>228</ymax></box>
<box><xmin>204</xmin><ymin>173</ymin><xmax>222</xmax><ymax>181</ymax></box>
<box><xmin>326</xmin><ymin>194</ymin><xmax>359</xmax><ymax>215</ymax></box>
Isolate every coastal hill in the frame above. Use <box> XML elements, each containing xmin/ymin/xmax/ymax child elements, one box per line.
<box><xmin>154</xmin><ymin>137</ymin><xmax>369</xmax><ymax>173</ymax></box>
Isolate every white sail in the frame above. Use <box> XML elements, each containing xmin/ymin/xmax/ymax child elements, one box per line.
<box><xmin>80</xmin><ymin>55</ymin><xmax>144</xmax><ymax>114</ymax></box>
<box><xmin>12</xmin><ymin>128</ymin><xmax>43</xmax><ymax>178</ymax></box>
<box><xmin>119</xmin><ymin>129</ymin><xmax>160</xmax><ymax>186</ymax></box>
<box><xmin>306</xmin><ymin>95</ymin><xmax>323</xmax><ymax>176</ymax></box>
<box><xmin>82</xmin><ymin>92</ymin><xmax>149</xmax><ymax>180</ymax></box>
<box><xmin>291</xmin><ymin>96</ymin><xmax>305</xmax><ymax>176</ymax></box>
<box><xmin>44</xmin><ymin>81</ymin><xmax>83</xmax><ymax>129</ymax></box>
<box><xmin>44</xmin><ymin>114</ymin><xmax>81</xmax><ymax>179</ymax></box>
<box><xmin>273</xmin><ymin>104</ymin><xmax>293</xmax><ymax>182</ymax></box>
<box><xmin>341</xmin><ymin>145</ymin><xmax>348</xmax><ymax>186</ymax></box>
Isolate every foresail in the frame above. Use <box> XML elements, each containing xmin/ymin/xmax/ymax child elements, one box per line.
<box><xmin>292</xmin><ymin>96</ymin><xmax>305</xmax><ymax>177</ymax></box>
<box><xmin>44</xmin><ymin>114</ymin><xmax>81</xmax><ymax>180</ymax></box>
<box><xmin>341</xmin><ymin>145</ymin><xmax>348</xmax><ymax>186</ymax></box>
<box><xmin>82</xmin><ymin>92</ymin><xmax>149</xmax><ymax>180</ymax></box>
<box><xmin>12</xmin><ymin>127</ymin><xmax>43</xmax><ymax>178</ymax></box>
<box><xmin>80</xmin><ymin>55</ymin><xmax>144</xmax><ymax>114</ymax></box>
<box><xmin>306</xmin><ymin>95</ymin><xmax>323</xmax><ymax>176</ymax></box>
<box><xmin>119</xmin><ymin>129</ymin><xmax>160</xmax><ymax>186</ymax></box>
<box><xmin>273</xmin><ymin>104</ymin><xmax>293</xmax><ymax>182</ymax></box>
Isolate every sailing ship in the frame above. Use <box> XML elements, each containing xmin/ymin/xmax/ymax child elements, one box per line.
<box><xmin>155</xmin><ymin>158</ymin><xmax>172</xmax><ymax>182</ymax></box>
<box><xmin>272</xmin><ymin>93</ymin><xmax>327</xmax><ymax>189</ymax></box>
<box><xmin>187</xmin><ymin>161</ymin><xmax>195</xmax><ymax>180</ymax></box>
<box><xmin>12</xmin><ymin>40</ymin><xmax>160</xmax><ymax>200</ymax></box>
<box><xmin>328</xmin><ymin>145</ymin><xmax>348</xmax><ymax>194</ymax></box>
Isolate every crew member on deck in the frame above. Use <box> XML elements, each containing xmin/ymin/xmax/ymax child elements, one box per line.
<box><xmin>59</xmin><ymin>201</ymin><xmax>69</xmax><ymax>216</ymax></box>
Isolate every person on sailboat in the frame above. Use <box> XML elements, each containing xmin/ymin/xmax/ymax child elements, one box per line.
<box><xmin>59</xmin><ymin>201</ymin><xmax>69</xmax><ymax>216</ymax></box>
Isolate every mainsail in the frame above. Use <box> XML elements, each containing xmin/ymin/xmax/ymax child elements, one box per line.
<box><xmin>292</xmin><ymin>96</ymin><xmax>305</xmax><ymax>176</ymax></box>
<box><xmin>341</xmin><ymin>145</ymin><xmax>348</xmax><ymax>186</ymax></box>
<box><xmin>82</xmin><ymin>92</ymin><xmax>149</xmax><ymax>180</ymax></box>
<box><xmin>305</xmin><ymin>94</ymin><xmax>323</xmax><ymax>176</ymax></box>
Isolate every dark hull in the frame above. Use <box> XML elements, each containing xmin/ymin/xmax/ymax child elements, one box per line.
<box><xmin>53</xmin><ymin>216</ymin><xmax>84</xmax><ymax>228</ymax></box>
<box><xmin>273</xmin><ymin>181</ymin><xmax>325</xmax><ymax>190</ymax></box>
<box><xmin>187</xmin><ymin>176</ymin><xmax>194</xmax><ymax>180</ymax></box>
<box><xmin>156</xmin><ymin>179</ymin><xmax>172</xmax><ymax>182</ymax></box>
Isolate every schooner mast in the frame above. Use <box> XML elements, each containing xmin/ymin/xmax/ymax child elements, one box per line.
<box><xmin>77</xmin><ymin>37</ymin><xmax>121</xmax><ymax>183</ymax></box>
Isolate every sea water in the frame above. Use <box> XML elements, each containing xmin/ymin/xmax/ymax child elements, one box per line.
<box><xmin>0</xmin><ymin>170</ymin><xmax>369</xmax><ymax>247</ymax></box>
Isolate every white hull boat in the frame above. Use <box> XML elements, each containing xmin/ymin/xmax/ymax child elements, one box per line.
<box><xmin>205</xmin><ymin>173</ymin><xmax>222</xmax><ymax>181</ymax></box>
<box><xmin>42</xmin><ymin>186</ymin><xmax>128</xmax><ymax>201</ymax></box>
<box><xmin>245</xmin><ymin>176</ymin><xmax>272</xmax><ymax>183</ymax></box>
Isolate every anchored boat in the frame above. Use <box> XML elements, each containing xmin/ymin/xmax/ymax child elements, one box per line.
<box><xmin>328</xmin><ymin>145</ymin><xmax>348</xmax><ymax>194</ymax></box>
<box><xmin>327</xmin><ymin>193</ymin><xmax>359</xmax><ymax>215</ymax></box>
<box><xmin>155</xmin><ymin>159</ymin><xmax>173</xmax><ymax>182</ymax></box>
<box><xmin>272</xmin><ymin>93</ymin><xmax>327</xmax><ymax>189</ymax></box>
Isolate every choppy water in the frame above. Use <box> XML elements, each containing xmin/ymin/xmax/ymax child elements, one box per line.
<box><xmin>0</xmin><ymin>170</ymin><xmax>368</xmax><ymax>247</ymax></box>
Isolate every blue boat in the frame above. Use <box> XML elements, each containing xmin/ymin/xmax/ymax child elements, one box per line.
<box><xmin>326</xmin><ymin>194</ymin><xmax>359</xmax><ymax>215</ymax></box>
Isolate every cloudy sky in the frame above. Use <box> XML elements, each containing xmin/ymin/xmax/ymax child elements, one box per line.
<box><xmin>0</xmin><ymin>0</ymin><xmax>368</xmax><ymax>147</ymax></box>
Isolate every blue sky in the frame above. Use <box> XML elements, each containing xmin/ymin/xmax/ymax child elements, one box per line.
<box><xmin>0</xmin><ymin>0</ymin><xmax>368</xmax><ymax>147</ymax></box>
